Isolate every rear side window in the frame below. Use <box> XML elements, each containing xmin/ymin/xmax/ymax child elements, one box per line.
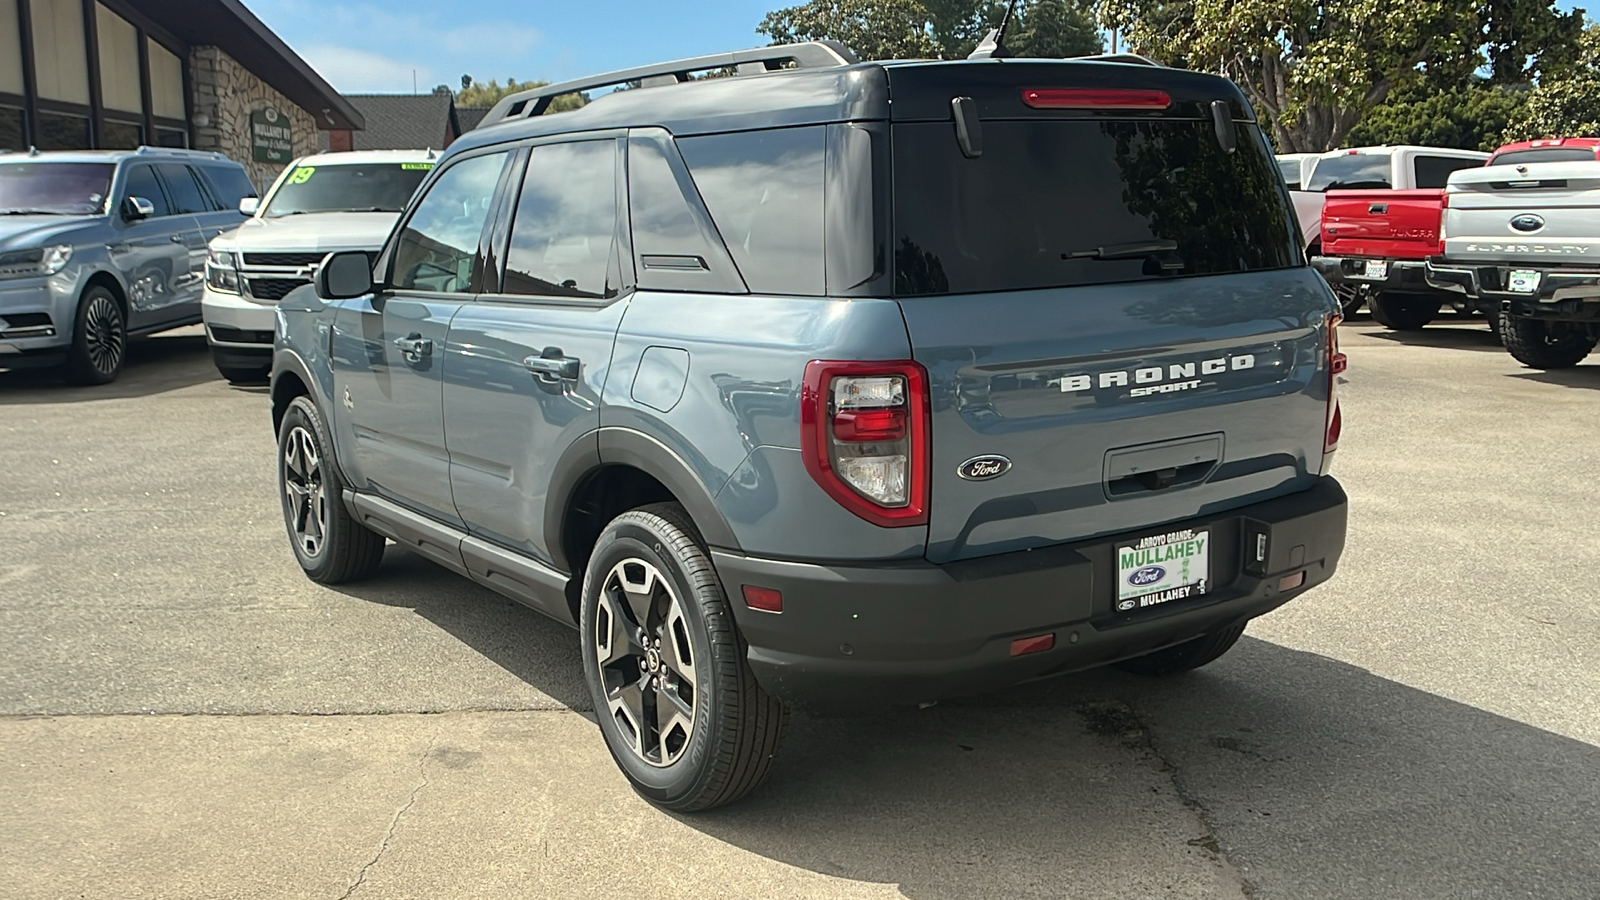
<box><xmin>157</xmin><ymin>164</ymin><xmax>210</xmax><ymax>213</ymax></box>
<box><xmin>1488</xmin><ymin>148</ymin><xmax>1595</xmax><ymax>166</ymax></box>
<box><xmin>679</xmin><ymin>127</ymin><xmax>826</xmax><ymax>296</ymax></box>
<box><xmin>1306</xmin><ymin>154</ymin><xmax>1391</xmax><ymax>191</ymax></box>
<box><xmin>502</xmin><ymin>140</ymin><xmax>618</xmax><ymax>299</ymax></box>
<box><xmin>1413</xmin><ymin>155</ymin><xmax>1483</xmax><ymax>189</ymax></box>
<box><xmin>892</xmin><ymin>119</ymin><xmax>1297</xmax><ymax>296</ymax></box>
<box><xmin>201</xmin><ymin>165</ymin><xmax>258</xmax><ymax>206</ymax></box>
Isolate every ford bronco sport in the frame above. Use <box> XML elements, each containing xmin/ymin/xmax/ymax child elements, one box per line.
<box><xmin>269</xmin><ymin>41</ymin><xmax>1349</xmax><ymax>810</ymax></box>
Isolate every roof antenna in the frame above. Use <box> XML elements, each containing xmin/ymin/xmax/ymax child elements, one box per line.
<box><xmin>968</xmin><ymin>0</ymin><xmax>1021</xmax><ymax>60</ymax></box>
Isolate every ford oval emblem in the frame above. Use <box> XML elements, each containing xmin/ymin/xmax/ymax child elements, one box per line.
<box><xmin>957</xmin><ymin>455</ymin><xmax>1011</xmax><ymax>481</ymax></box>
<box><xmin>1510</xmin><ymin>214</ymin><xmax>1545</xmax><ymax>233</ymax></box>
<box><xmin>1128</xmin><ymin>565</ymin><xmax>1166</xmax><ymax>587</ymax></box>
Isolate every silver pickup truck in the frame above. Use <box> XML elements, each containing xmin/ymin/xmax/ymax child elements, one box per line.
<box><xmin>1427</xmin><ymin>161</ymin><xmax>1600</xmax><ymax>368</ymax></box>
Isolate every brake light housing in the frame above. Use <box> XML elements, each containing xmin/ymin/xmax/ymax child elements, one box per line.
<box><xmin>801</xmin><ymin>360</ymin><xmax>930</xmax><ymax>527</ymax></box>
<box><xmin>1324</xmin><ymin>314</ymin><xmax>1346</xmax><ymax>463</ymax></box>
<box><xmin>1021</xmin><ymin>88</ymin><xmax>1171</xmax><ymax>110</ymax></box>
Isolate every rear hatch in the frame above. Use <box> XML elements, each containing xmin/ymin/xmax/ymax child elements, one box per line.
<box><xmin>884</xmin><ymin>62</ymin><xmax>1334</xmax><ymax>564</ymax></box>
<box><xmin>1322</xmin><ymin>189</ymin><xmax>1445</xmax><ymax>259</ymax></box>
<box><xmin>1443</xmin><ymin>161</ymin><xmax>1600</xmax><ymax>267</ymax></box>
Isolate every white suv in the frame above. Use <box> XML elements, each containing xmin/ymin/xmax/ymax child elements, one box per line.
<box><xmin>202</xmin><ymin>149</ymin><xmax>436</xmax><ymax>382</ymax></box>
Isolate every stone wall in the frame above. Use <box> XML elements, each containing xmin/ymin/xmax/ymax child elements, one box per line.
<box><xmin>188</xmin><ymin>46</ymin><xmax>319</xmax><ymax>192</ymax></box>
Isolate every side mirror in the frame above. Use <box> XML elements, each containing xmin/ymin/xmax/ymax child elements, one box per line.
<box><xmin>238</xmin><ymin>197</ymin><xmax>260</xmax><ymax>216</ymax></box>
<box><xmin>316</xmin><ymin>250</ymin><xmax>376</xmax><ymax>300</ymax></box>
<box><xmin>123</xmin><ymin>196</ymin><xmax>154</xmax><ymax>221</ymax></box>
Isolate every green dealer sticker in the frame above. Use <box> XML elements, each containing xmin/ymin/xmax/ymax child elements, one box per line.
<box><xmin>400</xmin><ymin>163</ymin><xmax>435</xmax><ymax>170</ymax></box>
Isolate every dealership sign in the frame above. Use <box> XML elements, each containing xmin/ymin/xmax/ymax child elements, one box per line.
<box><xmin>250</xmin><ymin>108</ymin><xmax>292</xmax><ymax>164</ymax></box>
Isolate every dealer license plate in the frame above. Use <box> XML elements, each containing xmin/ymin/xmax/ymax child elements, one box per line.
<box><xmin>1507</xmin><ymin>269</ymin><xmax>1542</xmax><ymax>294</ymax></box>
<box><xmin>1116</xmin><ymin>528</ymin><xmax>1211</xmax><ymax>613</ymax></box>
<box><xmin>1360</xmin><ymin>260</ymin><xmax>1388</xmax><ymax>280</ymax></box>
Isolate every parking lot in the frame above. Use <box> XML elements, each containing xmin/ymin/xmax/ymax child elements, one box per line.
<box><xmin>2</xmin><ymin>316</ymin><xmax>1598</xmax><ymax>899</ymax></box>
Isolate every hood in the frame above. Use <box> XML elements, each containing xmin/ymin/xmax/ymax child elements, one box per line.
<box><xmin>0</xmin><ymin>215</ymin><xmax>100</xmax><ymax>252</ymax></box>
<box><xmin>214</xmin><ymin>211</ymin><xmax>400</xmax><ymax>252</ymax></box>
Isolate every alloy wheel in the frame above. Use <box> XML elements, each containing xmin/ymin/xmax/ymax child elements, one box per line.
<box><xmin>83</xmin><ymin>295</ymin><xmax>125</xmax><ymax>376</ymax></box>
<box><xmin>594</xmin><ymin>558</ymin><xmax>698</xmax><ymax>767</ymax></box>
<box><xmin>282</xmin><ymin>426</ymin><xmax>327</xmax><ymax>558</ymax></box>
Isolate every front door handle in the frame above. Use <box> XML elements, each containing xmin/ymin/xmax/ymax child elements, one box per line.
<box><xmin>523</xmin><ymin>348</ymin><xmax>580</xmax><ymax>383</ymax></box>
<box><xmin>393</xmin><ymin>333</ymin><xmax>432</xmax><ymax>359</ymax></box>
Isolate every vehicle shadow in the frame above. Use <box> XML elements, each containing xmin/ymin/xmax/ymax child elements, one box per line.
<box><xmin>677</xmin><ymin>637</ymin><xmax>1600</xmax><ymax>900</ymax></box>
<box><xmin>1354</xmin><ymin>323</ymin><xmax>1505</xmax><ymax>353</ymax></box>
<box><xmin>1508</xmin><ymin>367</ymin><xmax>1600</xmax><ymax>391</ymax></box>
<box><xmin>0</xmin><ymin>330</ymin><xmax>217</xmax><ymax>402</ymax></box>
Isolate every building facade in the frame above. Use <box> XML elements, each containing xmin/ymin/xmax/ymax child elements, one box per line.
<box><xmin>0</xmin><ymin>0</ymin><xmax>361</xmax><ymax>189</ymax></box>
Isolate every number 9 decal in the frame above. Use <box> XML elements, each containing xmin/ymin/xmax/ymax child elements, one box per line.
<box><xmin>289</xmin><ymin>167</ymin><xmax>314</xmax><ymax>184</ymax></box>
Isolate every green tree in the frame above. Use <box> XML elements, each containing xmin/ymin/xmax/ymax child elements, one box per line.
<box><xmin>1097</xmin><ymin>0</ymin><xmax>1580</xmax><ymax>153</ymax></box>
<box><xmin>455</xmin><ymin>77</ymin><xmax>587</xmax><ymax>113</ymax></box>
<box><xmin>1347</xmin><ymin>81</ymin><xmax>1530</xmax><ymax>151</ymax></box>
<box><xmin>1506</xmin><ymin>25</ymin><xmax>1600</xmax><ymax>140</ymax></box>
<box><xmin>757</xmin><ymin>0</ymin><xmax>1102</xmax><ymax>61</ymax></box>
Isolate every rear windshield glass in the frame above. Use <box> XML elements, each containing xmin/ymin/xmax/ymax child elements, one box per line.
<box><xmin>0</xmin><ymin>162</ymin><xmax>114</xmax><ymax>215</ymax></box>
<box><xmin>1489</xmin><ymin>148</ymin><xmax>1597</xmax><ymax>166</ymax></box>
<box><xmin>893</xmin><ymin>120</ymin><xmax>1297</xmax><ymax>296</ymax></box>
<box><xmin>263</xmin><ymin>162</ymin><xmax>433</xmax><ymax>217</ymax></box>
<box><xmin>1305</xmin><ymin>154</ymin><xmax>1391</xmax><ymax>191</ymax></box>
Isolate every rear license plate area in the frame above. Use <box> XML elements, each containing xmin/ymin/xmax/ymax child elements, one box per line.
<box><xmin>1115</xmin><ymin>528</ymin><xmax>1211</xmax><ymax>614</ymax></box>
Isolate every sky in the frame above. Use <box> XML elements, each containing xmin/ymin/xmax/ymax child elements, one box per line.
<box><xmin>241</xmin><ymin>0</ymin><xmax>787</xmax><ymax>94</ymax></box>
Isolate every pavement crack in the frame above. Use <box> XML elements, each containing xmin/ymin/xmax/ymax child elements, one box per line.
<box><xmin>337</xmin><ymin>730</ymin><xmax>438</xmax><ymax>899</ymax></box>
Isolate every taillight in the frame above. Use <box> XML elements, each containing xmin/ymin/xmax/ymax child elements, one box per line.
<box><xmin>801</xmin><ymin>360</ymin><xmax>930</xmax><ymax>527</ymax></box>
<box><xmin>1021</xmin><ymin>88</ymin><xmax>1171</xmax><ymax>110</ymax></box>
<box><xmin>1325</xmin><ymin>314</ymin><xmax>1346</xmax><ymax>458</ymax></box>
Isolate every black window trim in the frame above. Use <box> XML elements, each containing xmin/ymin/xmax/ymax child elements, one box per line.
<box><xmin>375</xmin><ymin>145</ymin><xmax>517</xmax><ymax>297</ymax></box>
<box><xmin>624</xmin><ymin>125</ymin><xmax>750</xmax><ymax>296</ymax></box>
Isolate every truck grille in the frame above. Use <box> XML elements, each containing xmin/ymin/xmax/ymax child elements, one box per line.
<box><xmin>246</xmin><ymin>277</ymin><xmax>310</xmax><ymax>301</ymax></box>
<box><xmin>243</xmin><ymin>252</ymin><xmax>325</xmax><ymax>267</ymax></box>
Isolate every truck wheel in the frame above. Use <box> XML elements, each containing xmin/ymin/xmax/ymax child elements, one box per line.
<box><xmin>1501</xmin><ymin>317</ymin><xmax>1598</xmax><ymax>369</ymax></box>
<box><xmin>1368</xmin><ymin>293</ymin><xmax>1439</xmax><ymax>331</ymax></box>
<box><xmin>276</xmin><ymin>395</ymin><xmax>385</xmax><ymax>583</ymax></box>
<box><xmin>1331</xmin><ymin>284</ymin><xmax>1363</xmax><ymax>318</ymax></box>
<box><xmin>64</xmin><ymin>285</ymin><xmax>126</xmax><ymax>385</ymax></box>
<box><xmin>1486</xmin><ymin>309</ymin><xmax>1506</xmax><ymax>346</ymax></box>
<box><xmin>1115</xmin><ymin>623</ymin><xmax>1247</xmax><ymax>676</ymax></box>
<box><xmin>580</xmin><ymin>502</ymin><xmax>788</xmax><ymax>812</ymax></box>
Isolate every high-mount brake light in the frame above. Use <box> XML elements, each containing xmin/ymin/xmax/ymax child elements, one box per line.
<box><xmin>1021</xmin><ymin>88</ymin><xmax>1171</xmax><ymax>110</ymax></box>
<box><xmin>801</xmin><ymin>360</ymin><xmax>930</xmax><ymax>528</ymax></box>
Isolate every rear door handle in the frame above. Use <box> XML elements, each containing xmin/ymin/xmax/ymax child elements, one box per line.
<box><xmin>523</xmin><ymin>349</ymin><xmax>579</xmax><ymax>382</ymax></box>
<box><xmin>393</xmin><ymin>333</ymin><xmax>432</xmax><ymax>359</ymax></box>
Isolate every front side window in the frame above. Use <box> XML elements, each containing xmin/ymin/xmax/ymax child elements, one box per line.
<box><xmin>502</xmin><ymin>140</ymin><xmax>617</xmax><ymax>299</ymax></box>
<box><xmin>157</xmin><ymin>164</ymin><xmax>210</xmax><ymax>213</ymax></box>
<box><xmin>263</xmin><ymin>162</ymin><xmax>434</xmax><ymax>217</ymax></box>
<box><xmin>121</xmin><ymin>165</ymin><xmax>170</xmax><ymax>217</ymax></box>
<box><xmin>0</xmin><ymin>161</ymin><xmax>112</xmax><ymax>214</ymax></box>
<box><xmin>389</xmin><ymin>152</ymin><xmax>507</xmax><ymax>294</ymax></box>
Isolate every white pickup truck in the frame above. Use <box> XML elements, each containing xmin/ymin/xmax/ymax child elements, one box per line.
<box><xmin>1426</xmin><ymin>161</ymin><xmax>1600</xmax><ymax>368</ymax></box>
<box><xmin>1287</xmin><ymin>145</ymin><xmax>1489</xmax><ymax>252</ymax></box>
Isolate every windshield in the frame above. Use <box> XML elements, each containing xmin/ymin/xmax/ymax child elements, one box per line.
<box><xmin>262</xmin><ymin>162</ymin><xmax>432</xmax><ymax>217</ymax></box>
<box><xmin>1305</xmin><ymin>154</ymin><xmax>1391</xmax><ymax>191</ymax></box>
<box><xmin>893</xmin><ymin>119</ymin><xmax>1297</xmax><ymax>296</ymax></box>
<box><xmin>0</xmin><ymin>162</ymin><xmax>114</xmax><ymax>214</ymax></box>
<box><xmin>1489</xmin><ymin>147</ymin><xmax>1598</xmax><ymax>166</ymax></box>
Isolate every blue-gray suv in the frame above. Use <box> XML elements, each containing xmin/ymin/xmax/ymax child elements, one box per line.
<box><xmin>0</xmin><ymin>147</ymin><xmax>255</xmax><ymax>383</ymax></box>
<box><xmin>269</xmin><ymin>42</ymin><xmax>1350</xmax><ymax>810</ymax></box>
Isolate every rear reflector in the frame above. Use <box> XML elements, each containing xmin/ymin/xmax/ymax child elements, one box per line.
<box><xmin>741</xmin><ymin>585</ymin><xmax>783</xmax><ymax>613</ymax></box>
<box><xmin>1021</xmin><ymin>88</ymin><xmax>1171</xmax><ymax>110</ymax></box>
<box><xmin>1278</xmin><ymin>571</ymin><xmax>1306</xmax><ymax>591</ymax></box>
<box><xmin>1010</xmin><ymin>633</ymin><xmax>1056</xmax><ymax>656</ymax></box>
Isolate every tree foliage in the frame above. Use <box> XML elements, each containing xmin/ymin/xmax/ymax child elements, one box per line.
<box><xmin>1346</xmin><ymin>81</ymin><xmax>1529</xmax><ymax>152</ymax></box>
<box><xmin>757</xmin><ymin>0</ymin><xmax>1102</xmax><ymax>61</ymax></box>
<box><xmin>455</xmin><ymin>77</ymin><xmax>587</xmax><ymax>112</ymax></box>
<box><xmin>1506</xmin><ymin>25</ymin><xmax>1600</xmax><ymax>141</ymax></box>
<box><xmin>1096</xmin><ymin>0</ymin><xmax>1581</xmax><ymax>153</ymax></box>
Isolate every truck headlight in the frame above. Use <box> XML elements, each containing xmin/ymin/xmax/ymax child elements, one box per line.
<box><xmin>0</xmin><ymin>244</ymin><xmax>73</xmax><ymax>279</ymax></box>
<box><xmin>206</xmin><ymin>248</ymin><xmax>240</xmax><ymax>294</ymax></box>
<box><xmin>40</xmin><ymin>244</ymin><xmax>73</xmax><ymax>275</ymax></box>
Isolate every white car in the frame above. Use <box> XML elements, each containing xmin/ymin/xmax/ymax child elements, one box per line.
<box><xmin>201</xmin><ymin>149</ymin><xmax>436</xmax><ymax>381</ymax></box>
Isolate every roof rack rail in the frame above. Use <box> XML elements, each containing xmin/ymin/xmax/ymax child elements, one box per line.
<box><xmin>480</xmin><ymin>40</ymin><xmax>860</xmax><ymax>128</ymax></box>
<box><xmin>1071</xmin><ymin>52</ymin><xmax>1163</xmax><ymax>67</ymax></box>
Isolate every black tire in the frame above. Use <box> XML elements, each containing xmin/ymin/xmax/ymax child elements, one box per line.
<box><xmin>1368</xmin><ymin>293</ymin><xmax>1439</xmax><ymax>331</ymax></box>
<box><xmin>1486</xmin><ymin>308</ymin><xmax>1506</xmax><ymax>346</ymax></box>
<box><xmin>64</xmin><ymin>285</ymin><xmax>126</xmax><ymax>385</ymax></box>
<box><xmin>276</xmin><ymin>395</ymin><xmax>385</xmax><ymax>584</ymax></box>
<box><xmin>218</xmin><ymin>366</ymin><xmax>270</xmax><ymax>385</ymax></box>
<box><xmin>1332</xmin><ymin>284</ymin><xmax>1363</xmax><ymax>319</ymax></box>
<box><xmin>1501</xmin><ymin>316</ymin><xmax>1598</xmax><ymax>369</ymax></box>
<box><xmin>1115</xmin><ymin>622</ymin><xmax>1247</xmax><ymax>677</ymax></box>
<box><xmin>580</xmin><ymin>502</ymin><xmax>788</xmax><ymax>812</ymax></box>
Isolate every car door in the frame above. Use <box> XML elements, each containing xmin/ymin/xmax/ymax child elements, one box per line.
<box><xmin>443</xmin><ymin>137</ymin><xmax>628</xmax><ymax>566</ymax></box>
<box><xmin>331</xmin><ymin>149</ymin><xmax>512</xmax><ymax>528</ymax></box>
<box><xmin>108</xmin><ymin>163</ymin><xmax>200</xmax><ymax>332</ymax></box>
<box><xmin>153</xmin><ymin>163</ymin><xmax>216</xmax><ymax>320</ymax></box>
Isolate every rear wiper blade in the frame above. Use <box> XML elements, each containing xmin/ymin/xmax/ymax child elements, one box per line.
<box><xmin>1063</xmin><ymin>240</ymin><xmax>1179</xmax><ymax>261</ymax></box>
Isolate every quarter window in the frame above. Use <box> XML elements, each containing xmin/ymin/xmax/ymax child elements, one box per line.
<box><xmin>389</xmin><ymin>152</ymin><xmax>508</xmax><ymax>294</ymax></box>
<box><xmin>502</xmin><ymin>140</ymin><xmax>618</xmax><ymax>299</ymax></box>
<box><xmin>1413</xmin><ymin>155</ymin><xmax>1484</xmax><ymax>189</ymax></box>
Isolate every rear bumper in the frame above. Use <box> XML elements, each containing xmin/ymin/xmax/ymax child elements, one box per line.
<box><xmin>1426</xmin><ymin>260</ymin><xmax>1600</xmax><ymax>320</ymax></box>
<box><xmin>1312</xmin><ymin>255</ymin><xmax>1434</xmax><ymax>291</ymax></box>
<box><xmin>714</xmin><ymin>477</ymin><xmax>1348</xmax><ymax>711</ymax></box>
